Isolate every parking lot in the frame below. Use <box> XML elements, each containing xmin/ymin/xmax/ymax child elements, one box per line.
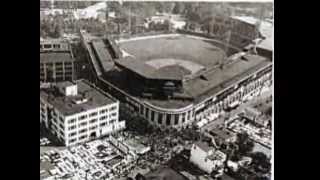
<box><xmin>40</xmin><ymin>138</ymin><xmax>137</xmax><ymax>180</ymax></box>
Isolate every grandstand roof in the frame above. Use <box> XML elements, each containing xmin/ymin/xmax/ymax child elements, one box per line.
<box><xmin>91</xmin><ymin>40</ymin><xmax>114</xmax><ymax>72</ymax></box>
<box><xmin>116</xmin><ymin>57</ymin><xmax>185</xmax><ymax>81</ymax></box>
<box><xmin>186</xmin><ymin>55</ymin><xmax>270</xmax><ymax>99</ymax></box>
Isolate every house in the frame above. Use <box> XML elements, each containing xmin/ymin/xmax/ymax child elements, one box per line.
<box><xmin>190</xmin><ymin>141</ymin><xmax>227</xmax><ymax>176</ymax></box>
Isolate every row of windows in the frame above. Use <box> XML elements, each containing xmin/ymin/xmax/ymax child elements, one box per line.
<box><xmin>40</xmin><ymin>44</ymin><xmax>61</xmax><ymax>49</ymax></box>
<box><xmin>68</xmin><ymin>125</ymin><xmax>99</xmax><ymax>138</ymax></box>
<box><xmin>68</xmin><ymin>109</ymin><xmax>115</xmax><ymax>125</ymax></box>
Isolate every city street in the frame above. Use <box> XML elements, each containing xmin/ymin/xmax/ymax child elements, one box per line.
<box><xmin>201</xmin><ymin>85</ymin><xmax>272</xmax><ymax>132</ymax></box>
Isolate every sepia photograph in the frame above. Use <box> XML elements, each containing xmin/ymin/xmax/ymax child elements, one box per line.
<box><xmin>40</xmin><ymin>0</ymin><xmax>273</xmax><ymax>180</ymax></box>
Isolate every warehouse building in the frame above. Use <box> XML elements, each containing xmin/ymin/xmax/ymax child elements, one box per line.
<box><xmin>40</xmin><ymin>80</ymin><xmax>125</xmax><ymax>146</ymax></box>
<box><xmin>40</xmin><ymin>38</ymin><xmax>75</xmax><ymax>82</ymax></box>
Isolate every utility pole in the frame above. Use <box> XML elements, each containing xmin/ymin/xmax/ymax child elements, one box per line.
<box><xmin>129</xmin><ymin>3</ymin><xmax>132</xmax><ymax>34</ymax></box>
<box><xmin>220</xmin><ymin>2</ymin><xmax>233</xmax><ymax>70</ymax></box>
<box><xmin>253</xmin><ymin>4</ymin><xmax>265</xmax><ymax>54</ymax></box>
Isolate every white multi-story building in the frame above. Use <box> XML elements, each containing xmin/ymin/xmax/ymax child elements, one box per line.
<box><xmin>40</xmin><ymin>80</ymin><xmax>125</xmax><ymax>146</ymax></box>
<box><xmin>190</xmin><ymin>142</ymin><xmax>227</xmax><ymax>175</ymax></box>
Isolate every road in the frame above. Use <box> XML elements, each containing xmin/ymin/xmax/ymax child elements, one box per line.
<box><xmin>201</xmin><ymin>86</ymin><xmax>272</xmax><ymax>132</ymax></box>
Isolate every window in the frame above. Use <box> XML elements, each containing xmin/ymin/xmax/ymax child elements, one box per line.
<box><xmin>146</xmin><ymin>108</ymin><xmax>149</xmax><ymax>119</ymax></box>
<box><xmin>43</xmin><ymin>44</ymin><xmax>51</xmax><ymax>49</ymax></box>
<box><xmin>181</xmin><ymin>113</ymin><xmax>186</xmax><ymax>123</ymax></box>
<box><xmin>79</xmin><ymin>115</ymin><xmax>87</xmax><ymax>121</ymax></box>
<box><xmin>59</xmin><ymin>129</ymin><xmax>64</xmax><ymax>137</ymax></box>
<box><xmin>89</xmin><ymin>112</ymin><xmax>98</xmax><ymax>118</ymax></box>
<box><xmin>79</xmin><ymin>135</ymin><xmax>87</xmax><ymax>140</ymax></box>
<box><xmin>53</xmin><ymin>44</ymin><xmax>61</xmax><ymax>49</ymax></box>
<box><xmin>174</xmin><ymin>114</ymin><xmax>179</xmax><ymax>125</ymax></box>
<box><xmin>59</xmin><ymin>116</ymin><xmax>64</xmax><ymax>122</ymax></box>
<box><xmin>151</xmin><ymin>111</ymin><xmax>155</xmax><ymax>122</ymax></box>
<box><xmin>187</xmin><ymin>111</ymin><xmax>191</xmax><ymax>121</ymax></box>
<box><xmin>100</xmin><ymin>122</ymin><xmax>106</xmax><ymax>127</ymax></box>
<box><xmin>79</xmin><ymin>129</ymin><xmax>87</xmax><ymax>134</ymax></box>
<box><xmin>59</xmin><ymin>123</ymin><xmax>64</xmax><ymax>130</ymax></box>
<box><xmin>158</xmin><ymin>113</ymin><xmax>163</xmax><ymax>124</ymax></box>
<box><xmin>140</xmin><ymin>105</ymin><xmax>144</xmax><ymax>115</ymax></box>
<box><xmin>69</xmin><ymin>132</ymin><xmax>76</xmax><ymax>137</ymax></box>
<box><xmin>89</xmin><ymin>126</ymin><xmax>97</xmax><ymax>131</ymax></box>
<box><xmin>99</xmin><ymin>116</ymin><xmax>107</xmax><ymax>121</ymax></box>
<box><xmin>89</xmin><ymin>118</ymin><xmax>97</xmax><ymax>124</ymax></box>
<box><xmin>99</xmin><ymin>109</ymin><xmax>107</xmax><ymax>114</ymax></box>
<box><xmin>110</xmin><ymin>106</ymin><xmax>117</xmax><ymax>111</ymax></box>
<box><xmin>68</xmin><ymin>118</ymin><xmax>76</xmax><ymax>124</ymax></box>
<box><xmin>68</xmin><ymin>125</ymin><xmax>76</xmax><ymax>131</ymax></box>
<box><xmin>80</xmin><ymin>122</ymin><xmax>87</xmax><ymax>127</ymax></box>
<box><xmin>110</xmin><ymin>119</ymin><xmax>116</xmax><ymax>124</ymax></box>
<box><xmin>111</xmin><ymin>113</ymin><xmax>117</xmax><ymax>117</ymax></box>
<box><xmin>69</xmin><ymin>138</ymin><xmax>76</xmax><ymax>144</ymax></box>
<box><xmin>166</xmin><ymin>114</ymin><xmax>171</xmax><ymax>126</ymax></box>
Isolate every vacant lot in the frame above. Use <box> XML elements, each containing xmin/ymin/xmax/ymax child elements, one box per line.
<box><xmin>118</xmin><ymin>35</ymin><xmax>232</xmax><ymax>68</ymax></box>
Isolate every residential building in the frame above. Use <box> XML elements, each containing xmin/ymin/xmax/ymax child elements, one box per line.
<box><xmin>190</xmin><ymin>141</ymin><xmax>227</xmax><ymax>175</ymax></box>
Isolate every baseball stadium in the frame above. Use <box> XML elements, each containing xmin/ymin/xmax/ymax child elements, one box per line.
<box><xmin>80</xmin><ymin>29</ymin><xmax>272</xmax><ymax>128</ymax></box>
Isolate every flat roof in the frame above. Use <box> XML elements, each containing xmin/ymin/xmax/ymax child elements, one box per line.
<box><xmin>40</xmin><ymin>80</ymin><xmax>116</xmax><ymax>116</ymax></box>
<box><xmin>187</xmin><ymin>54</ymin><xmax>271</xmax><ymax>103</ymax></box>
<box><xmin>194</xmin><ymin>141</ymin><xmax>213</xmax><ymax>153</ymax></box>
<box><xmin>145</xmin><ymin>167</ymin><xmax>188</xmax><ymax>180</ymax></box>
<box><xmin>210</xmin><ymin>128</ymin><xmax>235</xmax><ymax>140</ymax></box>
<box><xmin>145</xmin><ymin>54</ymin><xmax>271</xmax><ymax>108</ymax></box>
<box><xmin>116</xmin><ymin>57</ymin><xmax>185</xmax><ymax>80</ymax></box>
<box><xmin>40</xmin><ymin>52</ymin><xmax>74</xmax><ymax>63</ymax></box>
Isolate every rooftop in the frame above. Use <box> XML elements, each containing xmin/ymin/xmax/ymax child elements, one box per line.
<box><xmin>148</xmin><ymin>54</ymin><xmax>271</xmax><ymax>108</ymax></box>
<box><xmin>145</xmin><ymin>167</ymin><xmax>188</xmax><ymax>180</ymax></box>
<box><xmin>95</xmin><ymin>34</ymin><xmax>271</xmax><ymax>109</ymax></box>
<box><xmin>40</xmin><ymin>80</ymin><xmax>116</xmax><ymax>116</ymax></box>
<box><xmin>207</xmin><ymin>150</ymin><xmax>226</xmax><ymax>161</ymax></box>
<box><xmin>194</xmin><ymin>141</ymin><xmax>213</xmax><ymax>153</ymax></box>
<box><xmin>232</xmin><ymin>16</ymin><xmax>273</xmax><ymax>51</ymax></box>
<box><xmin>40</xmin><ymin>52</ymin><xmax>74</xmax><ymax>63</ymax></box>
<box><xmin>188</xmin><ymin>54</ymin><xmax>271</xmax><ymax>103</ymax></box>
<box><xmin>116</xmin><ymin>57</ymin><xmax>187</xmax><ymax>80</ymax></box>
<box><xmin>210</xmin><ymin>127</ymin><xmax>236</xmax><ymax>141</ymax></box>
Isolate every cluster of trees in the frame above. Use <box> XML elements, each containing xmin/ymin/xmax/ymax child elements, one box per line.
<box><xmin>40</xmin><ymin>18</ymin><xmax>63</xmax><ymax>38</ymax></box>
<box><xmin>40</xmin><ymin>12</ymin><xmax>108</xmax><ymax>38</ymax></box>
<box><xmin>223</xmin><ymin>132</ymin><xmax>271</xmax><ymax>179</ymax></box>
<box><xmin>225</xmin><ymin>132</ymin><xmax>255</xmax><ymax>161</ymax></box>
<box><xmin>40</xmin><ymin>1</ymin><xmax>99</xmax><ymax>9</ymax></box>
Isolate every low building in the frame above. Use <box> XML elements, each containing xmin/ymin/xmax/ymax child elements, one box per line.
<box><xmin>242</xmin><ymin>107</ymin><xmax>262</xmax><ymax>121</ymax></box>
<box><xmin>190</xmin><ymin>142</ymin><xmax>227</xmax><ymax>175</ymax></box>
<box><xmin>40</xmin><ymin>38</ymin><xmax>75</xmax><ymax>83</ymax></box>
<box><xmin>209</xmin><ymin>127</ymin><xmax>237</xmax><ymax>145</ymax></box>
<box><xmin>40</xmin><ymin>80</ymin><xmax>125</xmax><ymax>146</ymax></box>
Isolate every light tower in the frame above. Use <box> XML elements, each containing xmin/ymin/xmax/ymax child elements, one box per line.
<box><xmin>51</xmin><ymin>0</ymin><xmax>54</xmax><ymax>10</ymax></box>
<box><xmin>253</xmin><ymin>4</ymin><xmax>266</xmax><ymax>54</ymax></box>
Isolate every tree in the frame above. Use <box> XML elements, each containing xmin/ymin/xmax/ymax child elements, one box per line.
<box><xmin>236</xmin><ymin>133</ymin><xmax>254</xmax><ymax>156</ymax></box>
<box><xmin>250</xmin><ymin>152</ymin><xmax>271</xmax><ymax>174</ymax></box>
<box><xmin>172</xmin><ymin>2</ymin><xmax>184</xmax><ymax>14</ymax></box>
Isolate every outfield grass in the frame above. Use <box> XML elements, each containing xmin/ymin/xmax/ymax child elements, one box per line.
<box><xmin>118</xmin><ymin>35</ymin><xmax>227</xmax><ymax>68</ymax></box>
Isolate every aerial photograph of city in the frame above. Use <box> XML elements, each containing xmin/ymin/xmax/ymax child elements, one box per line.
<box><xmin>40</xmin><ymin>1</ymin><xmax>273</xmax><ymax>180</ymax></box>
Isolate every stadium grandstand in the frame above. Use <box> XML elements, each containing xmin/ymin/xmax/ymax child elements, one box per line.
<box><xmin>79</xmin><ymin>24</ymin><xmax>272</xmax><ymax>128</ymax></box>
